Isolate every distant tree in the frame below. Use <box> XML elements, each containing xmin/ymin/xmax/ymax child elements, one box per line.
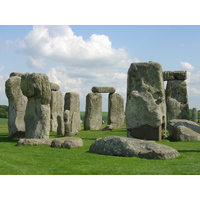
<box><xmin>0</xmin><ymin>105</ymin><xmax>8</xmax><ymax>118</ymax></box>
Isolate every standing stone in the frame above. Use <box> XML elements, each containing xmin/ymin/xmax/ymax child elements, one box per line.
<box><xmin>5</xmin><ymin>73</ymin><xmax>28</xmax><ymax>138</ymax></box>
<box><xmin>192</xmin><ymin>107</ymin><xmax>198</xmax><ymax>123</ymax></box>
<box><xmin>165</xmin><ymin>80</ymin><xmax>189</xmax><ymax>123</ymax></box>
<box><xmin>50</xmin><ymin>90</ymin><xmax>64</xmax><ymax>135</ymax></box>
<box><xmin>64</xmin><ymin>92</ymin><xmax>81</xmax><ymax>135</ymax></box>
<box><xmin>21</xmin><ymin>73</ymin><xmax>51</xmax><ymax>139</ymax></box>
<box><xmin>107</xmin><ymin>93</ymin><xmax>124</xmax><ymax>129</ymax></box>
<box><xmin>125</xmin><ymin>62</ymin><xmax>166</xmax><ymax>141</ymax></box>
<box><xmin>84</xmin><ymin>93</ymin><xmax>102</xmax><ymax>130</ymax></box>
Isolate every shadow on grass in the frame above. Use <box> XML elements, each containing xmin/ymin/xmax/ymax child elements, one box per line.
<box><xmin>0</xmin><ymin>135</ymin><xmax>18</xmax><ymax>143</ymax></box>
<box><xmin>178</xmin><ymin>150</ymin><xmax>200</xmax><ymax>153</ymax></box>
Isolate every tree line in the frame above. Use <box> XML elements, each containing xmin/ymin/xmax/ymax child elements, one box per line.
<box><xmin>0</xmin><ymin>105</ymin><xmax>8</xmax><ymax>118</ymax></box>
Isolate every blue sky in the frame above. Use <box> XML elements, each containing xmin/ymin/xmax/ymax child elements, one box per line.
<box><xmin>1</xmin><ymin>25</ymin><xmax>200</xmax><ymax>110</ymax></box>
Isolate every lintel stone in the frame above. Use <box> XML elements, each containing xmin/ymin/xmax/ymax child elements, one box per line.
<box><xmin>163</xmin><ymin>71</ymin><xmax>187</xmax><ymax>81</ymax></box>
<box><xmin>92</xmin><ymin>86</ymin><xmax>115</xmax><ymax>93</ymax></box>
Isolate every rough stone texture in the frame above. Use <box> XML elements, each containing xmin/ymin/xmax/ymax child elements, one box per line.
<box><xmin>50</xmin><ymin>82</ymin><xmax>60</xmax><ymax>91</ymax></box>
<box><xmin>89</xmin><ymin>136</ymin><xmax>180</xmax><ymax>159</ymax></box>
<box><xmin>64</xmin><ymin>92</ymin><xmax>80</xmax><ymax>113</ymax></box>
<box><xmin>21</xmin><ymin>73</ymin><xmax>51</xmax><ymax>139</ymax></box>
<box><xmin>9</xmin><ymin>72</ymin><xmax>23</xmax><ymax>77</ymax></box>
<box><xmin>92</xmin><ymin>86</ymin><xmax>115</xmax><ymax>93</ymax></box>
<box><xmin>50</xmin><ymin>90</ymin><xmax>64</xmax><ymax>135</ymax></box>
<box><xmin>84</xmin><ymin>93</ymin><xmax>102</xmax><ymax>130</ymax></box>
<box><xmin>125</xmin><ymin>62</ymin><xmax>166</xmax><ymax>141</ymax></box>
<box><xmin>64</xmin><ymin>92</ymin><xmax>81</xmax><ymax>135</ymax></box>
<box><xmin>165</xmin><ymin>80</ymin><xmax>189</xmax><ymax>124</ymax></box>
<box><xmin>51</xmin><ymin>137</ymin><xmax>83</xmax><ymax>149</ymax></box>
<box><xmin>163</xmin><ymin>71</ymin><xmax>187</xmax><ymax>81</ymax></box>
<box><xmin>168</xmin><ymin>119</ymin><xmax>200</xmax><ymax>141</ymax></box>
<box><xmin>191</xmin><ymin>107</ymin><xmax>198</xmax><ymax>123</ymax></box>
<box><xmin>64</xmin><ymin>110</ymin><xmax>80</xmax><ymax>135</ymax></box>
<box><xmin>5</xmin><ymin>74</ymin><xmax>28</xmax><ymax>138</ymax></box>
<box><xmin>17</xmin><ymin>138</ymin><xmax>54</xmax><ymax>146</ymax></box>
<box><xmin>106</xmin><ymin>93</ymin><xmax>124</xmax><ymax>129</ymax></box>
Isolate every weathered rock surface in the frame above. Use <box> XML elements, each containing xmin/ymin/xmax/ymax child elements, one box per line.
<box><xmin>125</xmin><ymin>62</ymin><xmax>166</xmax><ymax>141</ymax></box>
<box><xmin>9</xmin><ymin>72</ymin><xmax>23</xmax><ymax>77</ymax></box>
<box><xmin>50</xmin><ymin>82</ymin><xmax>60</xmax><ymax>91</ymax></box>
<box><xmin>64</xmin><ymin>92</ymin><xmax>81</xmax><ymax>135</ymax></box>
<box><xmin>163</xmin><ymin>71</ymin><xmax>187</xmax><ymax>81</ymax></box>
<box><xmin>165</xmin><ymin>80</ymin><xmax>189</xmax><ymax>123</ymax></box>
<box><xmin>107</xmin><ymin>93</ymin><xmax>124</xmax><ymax>129</ymax></box>
<box><xmin>84</xmin><ymin>93</ymin><xmax>102</xmax><ymax>130</ymax></box>
<box><xmin>5</xmin><ymin>74</ymin><xmax>28</xmax><ymax>138</ymax></box>
<box><xmin>92</xmin><ymin>86</ymin><xmax>115</xmax><ymax>93</ymax></box>
<box><xmin>17</xmin><ymin>138</ymin><xmax>54</xmax><ymax>146</ymax></box>
<box><xmin>191</xmin><ymin>108</ymin><xmax>198</xmax><ymax>123</ymax></box>
<box><xmin>89</xmin><ymin>136</ymin><xmax>180</xmax><ymax>159</ymax></box>
<box><xmin>21</xmin><ymin>73</ymin><xmax>51</xmax><ymax>139</ymax></box>
<box><xmin>50</xmin><ymin>90</ymin><xmax>64</xmax><ymax>135</ymax></box>
<box><xmin>51</xmin><ymin>137</ymin><xmax>83</xmax><ymax>149</ymax></box>
<box><xmin>168</xmin><ymin>119</ymin><xmax>200</xmax><ymax>141</ymax></box>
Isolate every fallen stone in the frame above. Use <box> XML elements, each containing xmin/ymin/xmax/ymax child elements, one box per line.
<box><xmin>17</xmin><ymin>138</ymin><xmax>54</xmax><ymax>146</ymax></box>
<box><xmin>163</xmin><ymin>71</ymin><xmax>187</xmax><ymax>81</ymax></box>
<box><xmin>92</xmin><ymin>86</ymin><xmax>115</xmax><ymax>93</ymax></box>
<box><xmin>89</xmin><ymin>136</ymin><xmax>180</xmax><ymax>159</ymax></box>
<box><xmin>51</xmin><ymin>137</ymin><xmax>83</xmax><ymax>149</ymax></box>
<box><xmin>168</xmin><ymin>119</ymin><xmax>200</xmax><ymax>141</ymax></box>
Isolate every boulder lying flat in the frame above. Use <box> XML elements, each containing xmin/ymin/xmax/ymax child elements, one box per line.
<box><xmin>51</xmin><ymin>137</ymin><xmax>83</xmax><ymax>149</ymax></box>
<box><xmin>89</xmin><ymin>136</ymin><xmax>180</xmax><ymax>159</ymax></box>
<box><xmin>168</xmin><ymin>119</ymin><xmax>200</xmax><ymax>141</ymax></box>
<box><xmin>17</xmin><ymin>138</ymin><xmax>54</xmax><ymax>146</ymax></box>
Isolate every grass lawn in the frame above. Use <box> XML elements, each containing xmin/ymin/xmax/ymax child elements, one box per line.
<box><xmin>0</xmin><ymin>117</ymin><xmax>200</xmax><ymax>175</ymax></box>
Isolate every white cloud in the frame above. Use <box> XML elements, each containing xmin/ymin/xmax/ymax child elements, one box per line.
<box><xmin>19</xmin><ymin>25</ymin><xmax>131</xmax><ymax>69</ymax></box>
<box><xmin>180</xmin><ymin>61</ymin><xmax>195</xmax><ymax>71</ymax></box>
<box><xmin>25</xmin><ymin>56</ymin><xmax>46</xmax><ymax>70</ymax></box>
<box><xmin>188</xmin><ymin>87</ymin><xmax>200</xmax><ymax>96</ymax></box>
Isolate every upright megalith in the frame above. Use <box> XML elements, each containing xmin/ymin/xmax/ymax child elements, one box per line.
<box><xmin>84</xmin><ymin>93</ymin><xmax>102</xmax><ymax>130</ymax></box>
<box><xmin>165</xmin><ymin>78</ymin><xmax>189</xmax><ymax>123</ymax></box>
<box><xmin>5</xmin><ymin>73</ymin><xmax>27</xmax><ymax>138</ymax></box>
<box><xmin>106</xmin><ymin>93</ymin><xmax>124</xmax><ymax>129</ymax></box>
<box><xmin>21</xmin><ymin>73</ymin><xmax>51</xmax><ymax>139</ymax></box>
<box><xmin>192</xmin><ymin>107</ymin><xmax>198</xmax><ymax>123</ymax></box>
<box><xmin>50</xmin><ymin>88</ymin><xmax>64</xmax><ymax>135</ymax></box>
<box><xmin>125</xmin><ymin>61</ymin><xmax>166</xmax><ymax>141</ymax></box>
<box><xmin>64</xmin><ymin>92</ymin><xmax>81</xmax><ymax>135</ymax></box>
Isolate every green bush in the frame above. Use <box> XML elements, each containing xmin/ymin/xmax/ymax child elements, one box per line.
<box><xmin>0</xmin><ymin>105</ymin><xmax>8</xmax><ymax>118</ymax></box>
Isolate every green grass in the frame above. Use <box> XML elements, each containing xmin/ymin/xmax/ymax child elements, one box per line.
<box><xmin>0</xmin><ymin>118</ymin><xmax>200</xmax><ymax>175</ymax></box>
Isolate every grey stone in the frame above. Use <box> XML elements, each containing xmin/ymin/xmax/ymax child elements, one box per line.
<box><xmin>107</xmin><ymin>93</ymin><xmax>124</xmax><ymax>129</ymax></box>
<box><xmin>163</xmin><ymin>71</ymin><xmax>187</xmax><ymax>81</ymax></box>
<box><xmin>50</xmin><ymin>90</ymin><xmax>64</xmax><ymax>135</ymax></box>
<box><xmin>125</xmin><ymin>62</ymin><xmax>166</xmax><ymax>141</ymax></box>
<box><xmin>5</xmin><ymin>74</ymin><xmax>28</xmax><ymax>138</ymax></box>
<box><xmin>9</xmin><ymin>72</ymin><xmax>23</xmax><ymax>77</ymax></box>
<box><xmin>51</xmin><ymin>137</ymin><xmax>83</xmax><ymax>149</ymax></box>
<box><xmin>92</xmin><ymin>86</ymin><xmax>115</xmax><ymax>93</ymax></box>
<box><xmin>84</xmin><ymin>93</ymin><xmax>102</xmax><ymax>130</ymax></box>
<box><xmin>165</xmin><ymin>80</ymin><xmax>189</xmax><ymax>123</ymax></box>
<box><xmin>168</xmin><ymin>119</ymin><xmax>200</xmax><ymax>141</ymax></box>
<box><xmin>191</xmin><ymin>108</ymin><xmax>198</xmax><ymax>123</ymax></box>
<box><xmin>64</xmin><ymin>92</ymin><xmax>81</xmax><ymax>135</ymax></box>
<box><xmin>89</xmin><ymin>136</ymin><xmax>180</xmax><ymax>159</ymax></box>
<box><xmin>17</xmin><ymin>138</ymin><xmax>54</xmax><ymax>146</ymax></box>
<box><xmin>21</xmin><ymin>73</ymin><xmax>51</xmax><ymax>139</ymax></box>
<box><xmin>64</xmin><ymin>110</ymin><xmax>79</xmax><ymax>135</ymax></box>
<box><xmin>50</xmin><ymin>82</ymin><xmax>60</xmax><ymax>91</ymax></box>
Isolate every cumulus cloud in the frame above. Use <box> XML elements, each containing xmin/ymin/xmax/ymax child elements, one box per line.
<box><xmin>180</xmin><ymin>61</ymin><xmax>195</xmax><ymax>71</ymax></box>
<box><xmin>25</xmin><ymin>56</ymin><xmax>46</xmax><ymax>70</ymax></box>
<box><xmin>19</xmin><ymin>25</ymin><xmax>131</xmax><ymax>69</ymax></box>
